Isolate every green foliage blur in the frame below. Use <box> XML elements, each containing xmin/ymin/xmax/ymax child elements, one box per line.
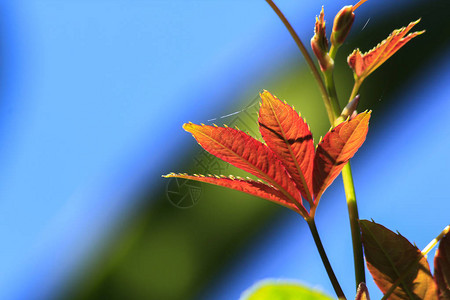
<box><xmin>243</xmin><ymin>281</ymin><xmax>334</xmax><ymax>300</ymax></box>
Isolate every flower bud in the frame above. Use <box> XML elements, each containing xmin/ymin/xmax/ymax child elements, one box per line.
<box><xmin>330</xmin><ymin>5</ymin><xmax>355</xmax><ymax>48</ymax></box>
<box><xmin>311</xmin><ymin>7</ymin><xmax>333</xmax><ymax>71</ymax></box>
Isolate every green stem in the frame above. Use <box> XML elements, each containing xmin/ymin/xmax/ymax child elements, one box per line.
<box><xmin>266</xmin><ymin>0</ymin><xmax>366</xmax><ymax>291</ymax></box>
<box><xmin>265</xmin><ymin>0</ymin><xmax>335</xmax><ymax>123</ymax></box>
<box><xmin>341</xmin><ymin>163</ymin><xmax>366</xmax><ymax>287</ymax></box>
<box><xmin>329</xmin><ymin>44</ymin><xmax>339</xmax><ymax>61</ymax></box>
<box><xmin>323</xmin><ymin>69</ymin><xmax>343</xmax><ymax>121</ymax></box>
<box><xmin>348</xmin><ymin>78</ymin><xmax>363</xmax><ymax>104</ymax></box>
<box><xmin>325</xmin><ymin>53</ymin><xmax>366</xmax><ymax>289</ymax></box>
<box><xmin>307</xmin><ymin>218</ymin><xmax>347</xmax><ymax>300</ymax></box>
<box><xmin>338</xmin><ymin>78</ymin><xmax>366</xmax><ymax>288</ymax></box>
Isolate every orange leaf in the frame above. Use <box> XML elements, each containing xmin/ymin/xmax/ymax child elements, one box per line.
<box><xmin>348</xmin><ymin>19</ymin><xmax>424</xmax><ymax>81</ymax></box>
<box><xmin>183</xmin><ymin>123</ymin><xmax>304</xmax><ymax>210</ymax></box>
<box><xmin>434</xmin><ymin>230</ymin><xmax>450</xmax><ymax>299</ymax></box>
<box><xmin>258</xmin><ymin>90</ymin><xmax>315</xmax><ymax>204</ymax></box>
<box><xmin>166</xmin><ymin>91</ymin><xmax>372</xmax><ymax>216</ymax></box>
<box><xmin>163</xmin><ymin>173</ymin><xmax>300</xmax><ymax>212</ymax></box>
<box><xmin>313</xmin><ymin>112</ymin><xmax>370</xmax><ymax>201</ymax></box>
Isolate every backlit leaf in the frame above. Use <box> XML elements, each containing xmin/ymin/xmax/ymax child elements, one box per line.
<box><xmin>241</xmin><ymin>280</ymin><xmax>334</xmax><ymax>300</ymax></box>
<box><xmin>183</xmin><ymin>123</ymin><xmax>303</xmax><ymax>208</ymax></box>
<box><xmin>434</xmin><ymin>230</ymin><xmax>450</xmax><ymax>299</ymax></box>
<box><xmin>348</xmin><ymin>20</ymin><xmax>424</xmax><ymax>81</ymax></box>
<box><xmin>163</xmin><ymin>173</ymin><xmax>299</xmax><ymax>212</ymax></box>
<box><xmin>313</xmin><ymin>112</ymin><xmax>370</xmax><ymax>201</ymax></box>
<box><xmin>258</xmin><ymin>90</ymin><xmax>315</xmax><ymax>204</ymax></box>
<box><xmin>360</xmin><ymin>220</ymin><xmax>438</xmax><ymax>300</ymax></box>
<box><xmin>166</xmin><ymin>90</ymin><xmax>372</xmax><ymax>216</ymax></box>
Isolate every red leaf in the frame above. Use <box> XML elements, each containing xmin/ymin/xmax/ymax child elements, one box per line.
<box><xmin>434</xmin><ymin>230</ymin><xmax>450</xmax><ymax>299</ymax></box>
<box><xmin>313</xmin><ymin>112</ymin><xmax>370</xmax><ymax>201</ymax></box>
<box><xmin>360</xmin><ymin>220</ymin><xmax>438</xmax><ymax>300</ymax></box>
<box><xmin>258</xmin><ymin>91</ymin><xmax>315</xmax><ymax>204</ymax></box>
<box><xmin>348</xmin><ymin>20</ymin><xmax>424</xmax><ymax>81</ymax></box>
<box><xmin>166</xmin><ymin>91</ymin><xmax>372</xmax><ymax>216</ymax></box>
<box><xmin>183</xmin><ymin>123</ymin><xmax>304</xmax><ymax>210</ymax></box>
<box><xmin>163</xmin><ymin>173</ymin><xmax>300</xmax><ymax>212</ymax></box>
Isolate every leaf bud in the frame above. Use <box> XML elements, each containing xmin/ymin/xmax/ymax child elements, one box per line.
<box><xmin>311</xmin><ymin>7</ymin><xmax>333</xmax><ymax>71</ymax></box>
<box><xmin>334</xmin><ymin>95</ymin><xmax>360</xmax><ymax>127</ymax></box>
<box><xmin>330</xmin><ymin>5</ymin><xmax>355</xmax><ymax>48</ymax></box>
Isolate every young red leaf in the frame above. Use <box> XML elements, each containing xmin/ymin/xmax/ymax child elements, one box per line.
<box><xmin>434</xmin><ymin>230</ymin><xmax>450</xmax><ymax>299</ymax></box>
<box><xmin>258</xmin><ymin>91</ymin><xmax>315</xmax><ymax>204</ymax></box>
<box><xmin>183</xmin><ymin>123</ymin><xmax>304</xmax><ymax>209</ymax></box>
<box><xmin>163</xmin><ymin>173</ymin><xmax>300</xmax><ymax>212</ymax></box>
<box><xmin>348</xmin><ymin>20</ymin><xmax>424</xmax><ymax>82</ymax></box>
<box><xmin>313</xmin><ymin>112</ymin><xmax>370</xmax><ymax>201</ymax></box>
<box><xmin>360</xmin><ymin>220</ymin><xmax>438</xmax><ymax>300</ymax></box>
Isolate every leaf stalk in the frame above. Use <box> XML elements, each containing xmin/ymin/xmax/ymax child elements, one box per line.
<box><xmin>326</xmin><ymin>37</ymin><xmax>367</xmax><ymax>289</ymax></box>
<box><xmin>307</xmin><ymin>218</ymin><xmax>347</xmax><ymax>300</ymax></box>
<box><xmin>341</xmin><ymin>162</ymin><xmax>366</xmax><ymax>287</ymax></box>
<box><xmin>323</xmin><ymin>68</ymin><xmax>343</xmax><ymax>121</ymax></box>
<box><xmin>265</xmin><ymin>0</ymin><xmax>335</xmax><ymax>123</ymax></box>
<box><xmin>267</xmin><ymin>0</ymin><xmax>366</xmax><ymax>292</ymax></box>
<box><xmin>329</xmin><ymin>46</ymin><xmax>367</xmax><ymax>289</ymax></box>
<box><xmin>340</xmin><ymin>77</ymin><xmax>366</xmax><ymax>288</ymax></box>
<box><xmin>349</xmin><ymin>78</ymin><xmax>363</xmax><ymax>105</ymax></box>
<box><xmin>422</xmin><ymin>224</ymin><xmax>450</xmax><ymax>256</ymax></box>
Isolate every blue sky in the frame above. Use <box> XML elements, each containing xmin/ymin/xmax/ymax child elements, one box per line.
<box><xmin>0</xmin><ymin>0</ymin><xmax>444</xmax><ymax>299</ymax></box>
